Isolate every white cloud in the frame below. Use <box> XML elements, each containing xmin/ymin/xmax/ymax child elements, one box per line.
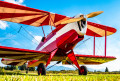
<box><xmin>4</xmin><ymin>0</ymin><xmax>24</xmax><ymax>5</ymax></box>
<box><xmin>0</xmin><ymin>21</ymin><xmax>8</xmax><ymax>30</ymax></box>
<box><xmin>32</xmin><ymin>36</ymin><xmax>42</xmax><ymax>44</ymax></box>
<box><xmin>86</xmin><ymin>57</ymin><xmax>120</xmax><ymax>72</ymax></box>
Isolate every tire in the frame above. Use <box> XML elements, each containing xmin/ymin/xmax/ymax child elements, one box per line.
<box><xmin>37</xmin><ymin>63</ymin><xmax>46</xmax><ymax>75</ymax></box>
<box><xmin>78</xmin><ymin>66</ymin><xmax>87</xmax><ymax>75</ymax></box>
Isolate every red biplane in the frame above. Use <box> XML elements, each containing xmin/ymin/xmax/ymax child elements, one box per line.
<box><xmin>0</xmin><ymin>1</ymin><xmax>117</xmax><ymax>75</ymax></box>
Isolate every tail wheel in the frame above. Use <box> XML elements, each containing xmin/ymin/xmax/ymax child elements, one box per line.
<box><xmin>37</xmin><ymin>63</ymin><xmax>46</xmax><ymax>75</ymax></box>
<box><xmin>78</xmin><ymin>66</ymin><xmax>87</xmax><ymax>75</ymax></box>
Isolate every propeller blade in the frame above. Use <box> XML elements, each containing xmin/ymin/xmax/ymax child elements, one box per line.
<box><xmin>61</xmin><ymin>16</ymin><xmax>84</xmax><ymax>24</ymax></box>
<box><xmin>86</xmin><ymin>11</ymin><xmax>104</xmax><ymax>18</ymax></box>
<box><xmin>61</xmin><ymin>11</ymin><xmax>104</xmax><ymax>24</ymax></box>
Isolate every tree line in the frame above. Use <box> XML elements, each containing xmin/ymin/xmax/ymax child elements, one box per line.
<box><xmin>0</xmin><ymin>66</ymin><xmax>115</xmax><ymax>73</ymax></box>
<box><xmin>0</xmin><ymin>64</ymin><xmax>35</xmax><ymax>71</ymax></box>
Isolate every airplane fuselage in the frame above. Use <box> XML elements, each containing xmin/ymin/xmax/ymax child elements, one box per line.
<box><xmin>36</xmin><ymin>15</ymin><xmax>87</xmax><ymax>56</ymax></box>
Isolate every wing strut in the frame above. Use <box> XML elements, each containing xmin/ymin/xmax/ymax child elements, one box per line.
<box><xmin>49</xmin><ymin>15</ymin><xmax>53</xmax><ymax>31</ymax></box>
<box><xmin>67</xmin><ymin>50</ymin><xmax>81</xmax><ymax>70</ymax></box>
<box><xmin>93</xmin><ymin>34</ymin><xmax>95</xmax><ymax>56</ymax></box>
<box><xmin>105</xmin><ymin>26</ymin><xmax>107</xmax><ymax>57</ymax></box>
<box><xmin>49</xmin><ymin>14</ymin><xmax>56</xmax><ymax>31</ymax></box>
<box><xmin>42</xmin><ymin>26</ymin><xmax>45</xmax><ymax>37</ymax></box>
<box><xmin>46</xmin><ymin>49</ymin><xmax>58</xmax><ymax>67</ymax></box>
<box><xmin>93</xmin><ymin>27</ymin><xmax>107</xmax><ymax>57</ymax></box>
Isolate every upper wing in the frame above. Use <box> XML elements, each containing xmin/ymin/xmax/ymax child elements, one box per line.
<box><xmin>86</xmin><ymin>21</ymin><xmax>117</xmax><ymax>37</ymax></box>
<box><xmin>62</xmin><ymin>54</ymin><xmax>116</xmax><ymax>65</ymax></box>
<box><xmin>0</xmin><ymin>46</ymin><xmax>50</xmax><ymax>60</ymax></box>
<box><xmin>0</xmin><ymin>1</ymin><xmax>70</xmax><ymax>27</ymax></box>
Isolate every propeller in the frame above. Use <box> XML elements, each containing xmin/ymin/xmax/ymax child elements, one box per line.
<box><xmin>86</xmin><ymin>11</ymin><xmax>104</xmax><ymax>18</ymax></box>
<box><xmin>61</xmin><ymin>11</ymin><xmax>104</xmax><ymax>24</ymax></box>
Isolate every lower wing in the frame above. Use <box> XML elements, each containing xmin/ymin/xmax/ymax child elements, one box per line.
<box><xmin>1</xmin><ymin>58</ymin><xmax>26</xmax><ymax>66</ymax></box>
<box><xmin>62</xmin><ymin>54</ymin><xmax>116</xmax><ymax>65</ymax></box>
<box><xmin>0</xmin><ymin>46</ymin><xmax>51</xmax><ymax>66</ymax></box>
<box><xmin>0</xmin><ymin>46</ymin><xmax>50</xmax><ymax>60</ymax></box>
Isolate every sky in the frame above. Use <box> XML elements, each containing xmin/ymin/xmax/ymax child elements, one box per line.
<box><xmin>0</xmin><ymin>0</ymin><xmax>120</xmax><ymax>71</ymax></box>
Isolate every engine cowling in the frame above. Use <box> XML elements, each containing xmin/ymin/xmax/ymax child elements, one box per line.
<box><xmin>74</xmin><ymin>14</ymin><xmax>87</xmax><ymax>35</ymax></box>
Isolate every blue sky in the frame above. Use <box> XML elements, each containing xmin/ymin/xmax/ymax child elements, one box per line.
<box><xmin>0</xmin><ymin>0</ymin><xmax>120</xmax><ymax>71</ymax></box>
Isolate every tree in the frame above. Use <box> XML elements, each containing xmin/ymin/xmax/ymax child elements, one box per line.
<box><xmin>18</xmin><ymin>64</ymin><xmax>26</xmax><ymax>70</ymax></box>
<box><xmin>10</xmin><ymin>65</ymin><xmax>16</xmax><ymax>70</ymax></box>
<box><xmin>105</xmin><ymin>67</ymin><xmax>109</xmax><ymax>72</ymax></box>
<box><xmin>29</xmin><ymin>67</ymin><xmax>35</xmax><ymax>71</ymax></box>
<box><xmin>5</xmin><ymin>66</ymin><xmax>10</xmax><ymax>70</ymax></box>
<box><xmin>5</xmin><ymin>65</ymin><xmax>18</xmax><ymax>70</ymax></box>
<box><xmin>94</xmin><ymin>70</ymin><xmax>96</xmax><ymax>72</ymax></box>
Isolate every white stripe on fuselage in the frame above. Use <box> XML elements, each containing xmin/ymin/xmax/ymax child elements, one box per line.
<box><xmin>39</xmin><ymin>22</ymin><xmax>81</xmax><ymax>51</ymax></box>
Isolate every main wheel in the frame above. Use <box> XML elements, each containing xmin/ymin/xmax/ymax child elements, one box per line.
<box><xmin>37</xmin><ymin>63</ymin><xmax>46</xmax><ymax>75</ymax></box>
<box><xmin>78</xmin><ymin>66</ymin><xmax>87</xmax><ymax>75</ymax></box>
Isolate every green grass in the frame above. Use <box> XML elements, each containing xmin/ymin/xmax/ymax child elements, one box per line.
<box><xmin>0</xmin><ymin>71</ymin><xmax>120</xmax><ymax>81</ymax></box>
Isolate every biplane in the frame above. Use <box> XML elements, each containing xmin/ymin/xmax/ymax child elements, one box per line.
<box><xmin>0</xmin><ymin>1</ymin><xmax>117</xmax><ymax>75</ymax></box>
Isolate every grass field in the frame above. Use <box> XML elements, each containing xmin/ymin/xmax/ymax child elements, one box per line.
<box><xmin>0</xmin><ymin>71</ymin><xmax>120</xmax><ymax>81</ymax></box>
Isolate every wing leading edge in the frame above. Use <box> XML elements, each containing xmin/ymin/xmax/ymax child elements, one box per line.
<box><xmin>0</xmin><ymin>46</ymin><xmax>50</xmax><ymax>60</ymax></box>
<box><xmin>62</xmin><ymin>54</ymin><xmax>116</xmax><ymax>65</ymax></box>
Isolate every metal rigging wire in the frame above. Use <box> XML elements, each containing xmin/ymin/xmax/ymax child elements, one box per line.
<box><xmin>1</xmin><ymin>4</ymin><xmax>50</xmax><ymax>51</ymax></box>
<box><xmin>0</xmin><ymin>25</ymin><xmax>38</xmax><ymax>45</ymax></box>
<box><xmin>0</xmin><ymin>4</ymin><xmax>38</xmax><ymax>45</ymax></box>
<box><xmin>74</xmin><ymin>37</ymin><xmax>92</xmax><ymax>49</ymax></box>
<box><xmin>74</xmin><ymin>28</ymin><xmax>109</xmax><ymax>55</ymax></box>
<box><xmin>20</xmin><ymin>26</ymin><xmax>40</xmax><ymax>43</ymax></box>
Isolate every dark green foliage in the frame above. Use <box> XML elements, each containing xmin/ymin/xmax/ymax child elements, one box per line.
<box><xmin>5</xmin><ymin>66</ymin><xmax>10</xmax><ymax>70</ymax></box>
<box><xmin>10</xmin><ymin>66</ymin><xmax>16</xmax><ymax>70</ymax></box>
<box><xmin>18</xmin><ymin>64</ymin><xmax>26</xmax><ymax>70</ymax></box>
<box><xmin>4</xmin><ymin>65</ymin><xmax>18</xmax><ymax>70</ymax></box>
<box><xmin>105</xmin><ymin>67</ymin><xmax>109</xmax><ymax>72</ymax></box>
<box><xmin>28</xmin><ymin>67</ymin><xmax>35</xmax><ymax>71</ymax></box>
<box><xmin>94</xmin><ymin>70</ymin><xmax>96</xmax><ymax>72</ymax></box>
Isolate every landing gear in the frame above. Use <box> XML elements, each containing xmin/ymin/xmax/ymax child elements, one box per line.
<box><xmin>78</xmin><ymin>66</ymin><xmax>87</xmax><ymax>75</ymax></box>
<box><xmin>37</xmin><ymin>63</ymin><xmax>46</xmax><ymax>75</ymax></box>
